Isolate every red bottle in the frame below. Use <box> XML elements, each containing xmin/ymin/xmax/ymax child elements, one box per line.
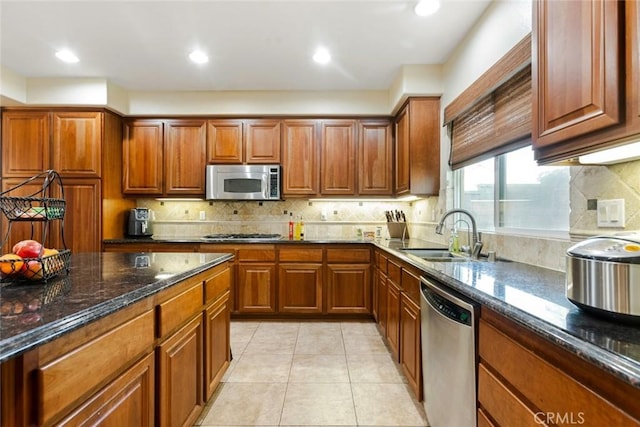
<box><xmin>288</xmin><ymin>213</ymin><xmax>294</xmax><ymax>240</ymax></box>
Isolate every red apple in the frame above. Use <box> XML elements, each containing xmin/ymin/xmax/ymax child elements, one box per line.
<box><xmin>12</xmin><ymin>240</ymin><xmax>43</xmax><ymax>258</ymax></box>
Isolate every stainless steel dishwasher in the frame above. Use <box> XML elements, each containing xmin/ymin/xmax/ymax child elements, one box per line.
<box><xmin>420</xmin><ymin>276</ymin><xmax>478</xmax><ymax>427</ymax></box>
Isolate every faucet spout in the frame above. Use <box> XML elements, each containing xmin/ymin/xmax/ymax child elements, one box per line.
<box><xmin>436</xmin><ymin>209</ymin><xmax>483</xmax><ymax>259</ymax></box>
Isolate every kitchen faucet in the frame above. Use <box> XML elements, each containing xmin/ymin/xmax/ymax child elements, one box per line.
<box><xmin>435</xmin><ymin>209</ymin><xmax>483</xmax><ymax>259</ymax></box>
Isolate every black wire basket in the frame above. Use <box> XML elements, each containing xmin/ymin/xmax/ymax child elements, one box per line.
<box><xmin>0</xmin><ymin>170</ymin><xmax>71</xmax><ymax>283</ymax></box>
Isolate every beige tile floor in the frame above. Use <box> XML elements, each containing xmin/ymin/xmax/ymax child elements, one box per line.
<box><xmin>195</xmin><ymin>320</ymin><xmax>429</xmax><ymax>427</ymax></box>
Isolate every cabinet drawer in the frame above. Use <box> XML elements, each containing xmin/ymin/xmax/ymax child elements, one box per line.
<box><xmin>387</xmin><ymin>260</ymin><xmax>401</xmax><ymax>285</ymax></box>
<box><xmin>36</xmin><ymin>310</ymin><xmax>154</xmax><ymax>425</ymax></box>
<box><xmin>478</xmin><ymin>363</ymin><xmax>547</xmax><ymax>427</ymax></box>
<box><xmin>204</xmin><ymin>264</ymin><xmax>231</xmax><ymax>303</ymax></box>
<box><xmin>378</xmin><ymin>253</ymin><xmax>388</xmax><ymax>274</ymax></box>
<box><xmin>157</xmin><ymin>281</ymin><xmax>203</xmax><ymax>338</ymax></box>
<box><xmin>279</xmin><ymin>247</ymin><xmax>323</xmax><ymax>262</ymax></box>
<box><xmin>401</xmin><ymin>268</ymin><xmax>421</xmax><ymax>304</ymax></box>
<box><xmin>326</xmin><ymin>247</ymin><xmax>371</xmax><ymax>263</ymax></box>
<box><xmin>237</xmin><ymin>246</ymin><xmax>276</xmax><ymax>262</ymax></box>
<box><xmin>479</xmin><ymin>320</ymin><xmax>639</xmax><ymax>426</ymax></box>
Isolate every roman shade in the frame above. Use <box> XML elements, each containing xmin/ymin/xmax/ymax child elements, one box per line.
<box><xmin>444</xmin><ymin>34</ymin><xmax>532</xmax><ymax>169</ymax></box>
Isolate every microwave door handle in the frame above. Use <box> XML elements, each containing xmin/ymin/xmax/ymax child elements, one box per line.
<box><xmin>263</xmin><ymin>175</ymin><xmax>270</xmax><ymax>199</ymax></box>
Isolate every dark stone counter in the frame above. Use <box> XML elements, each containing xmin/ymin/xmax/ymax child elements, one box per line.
<box><xmin>376</xmin><ymin>243</ymin><xmax>640</xmax><ymax>390</ymax></box>
<box><xmin>0</xmin><ymin>252</ymin><xmax>233</xmax><ymax>362</ymax></box>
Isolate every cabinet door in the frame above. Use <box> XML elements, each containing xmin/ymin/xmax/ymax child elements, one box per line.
<box><xmin>157</xmin><ymin>315</ymin><xmax>204</xmax><ymax>427</ymax></box>
<box><xmin>123</xmin><ymin>120</ymin><xmax>164</xmax><ymax>195</ymax></box>
<box><xmin>282</xmin><ymin>120</ymin><xmax>319</xmax><ymax>196</ymax></box>
<box><xmin>533</xmin><ymin>0</ymin><xmax>622</xmax><ymax>147</ymax></box>
<box><xmin>50</xmin><ymin>178</ymin><xmax>102</xmax><ymax>253</ymax></box>
<box><xmin>375</xmin><ymin>269</ymin><xmax>388</xmax><ymax>329</ymax></box>
<box><xmin>400</xmin><ymin>294</ymin><xmax>422</xmax><ymax>400</ymax></box>
<box><xmin>394</xmin><ymin>106</ymin><xmax>410</xmax><ymax>195</ymax></box>
<box><xmin>204</xmin><ymin>292</ymin><xmax>231</xmax><ymax>400</ymax></box>
<box><xmin>278</xmin><ymin>263</ymin><xmax>323</xmax><ymax>313</ymax></box>
<box><xmin>51</xmin><ymin>111</ymin><xmax>102</xmax><ymax>178</ymax></box>
<box><xmin>245</xmin><ymin>120</ymin><xmax>281</xmax><ymax>164</ymax></box>
<box><xmin>206</xmin><ymin>119</ymin><xmax>243</xmax><ymax>164</ymax></box>
<box><xmin>320</xmin><ymin>120</ymin><xmax>357</xmax><ymax>195</ymax></box>
<box><xmin>358</xmin><ymin>120</ymin><xmax>392</xmax><ymax>195</ymax></box>
<box><xmin>326</xmin><ymin>264</ymin><xmax>371</xmax><ymax>314</ymax></box>
<box><xmin>237</xmin><ymin>263</ymin><xmax>277</xmax><ymax>313</ymax></box>
<box><xmin>1</xmin><ymin>110</ymin><xmax>50</xmax><ymax>177</ymax></box>
<box><xmin>386</xmin><ymin>280</ymin><xmax>401</xmax><ymax>362</ymax></box>
<box><xmin>165</xmin><ymin>120</ymin><xmax>206</xmax><ymax>195</ymax></box>
<box><xmin>57</xmin><ymin>352</ymin><xmax>155</xmax><ymax>427</ymax></box>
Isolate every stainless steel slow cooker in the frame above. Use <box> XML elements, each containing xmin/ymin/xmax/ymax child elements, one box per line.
<box><xmin>566</xmin><ymin>234</ymin><xmax>640</xmax><ymax>322</ymax></box>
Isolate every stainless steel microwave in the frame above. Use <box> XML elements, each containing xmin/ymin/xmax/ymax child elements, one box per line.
<box><xmin>205</xmin><ymin>164</ymin><xmax>281</xmax><ymax>201</ymax></box>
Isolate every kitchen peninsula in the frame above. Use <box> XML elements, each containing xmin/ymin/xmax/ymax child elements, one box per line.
<box><xmin>0</xmin><ymin>252</ymin><xmax>233</xmax><ymax>427</ymax></box>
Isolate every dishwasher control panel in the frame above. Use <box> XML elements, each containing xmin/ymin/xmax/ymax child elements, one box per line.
<box><xmin>421</xmin><ymin>282</ymin><xmax>473</xmax><ymax>326</ymax></box>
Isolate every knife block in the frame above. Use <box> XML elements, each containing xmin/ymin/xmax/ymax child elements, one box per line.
<box><xmin>387</xmin><ymin>222</ymin><xmax>409</xmax><ymax>239</ymax></box>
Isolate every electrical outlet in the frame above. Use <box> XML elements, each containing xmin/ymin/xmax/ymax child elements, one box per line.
<box><xmin>597</xmin><ymin>199</ymin><xmax>625</xmax><ymax>228</ymax></box>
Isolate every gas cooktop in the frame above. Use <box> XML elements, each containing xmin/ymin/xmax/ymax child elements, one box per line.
<box><xmin>201</xmin><ymin>233</ymin><xmax>284</xmax><ymax>241</ymax></box>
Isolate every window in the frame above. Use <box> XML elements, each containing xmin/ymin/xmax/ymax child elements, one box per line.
<box><xmin>456</xmin><ymin>145</ymin><xmax>570</xmax><ymax>236</ymax></box>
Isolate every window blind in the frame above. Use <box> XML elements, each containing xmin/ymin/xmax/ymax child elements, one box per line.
<box><xmin>445</xmin><ymin>34</ymin><xmax>532</xmax><ymax>169</ymax></box>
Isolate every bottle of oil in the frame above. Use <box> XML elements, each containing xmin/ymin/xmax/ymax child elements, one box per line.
<box><xmin>288</xmin><ymin>213</ymin><xmax>294</xmax><ymax>240</ymax></box>
<box><xmin>294</xmin><ymin>215</ymin><xmax>302</xmax><ymax>240</ymax></box>
<box><xmin>299</xmin><ymin>216</ymin><xmax>305</xmax><ymax>241</ymax></box>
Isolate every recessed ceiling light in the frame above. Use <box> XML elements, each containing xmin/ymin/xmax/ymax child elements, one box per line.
<box><xmin>55</xmin><ymin>49</ymin><xmax>79</xmax><ymax>63</ymax></box>
<box><xmin>313</xmin><ymin>48</ymin><xmax>331</xmax><ymax>65</ymax></box>
<box><xmin>414</xmin><ymin>0</ymin><xmax>441</xmax><ymax>16</ymax></box>
<box><xmin>189</xmin><ymin>50</ymin><xmax>209</xmax><ymax>64</ymax></box>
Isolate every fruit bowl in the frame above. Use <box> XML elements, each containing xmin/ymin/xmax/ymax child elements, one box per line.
<box><xmin>0</xmin><ymin>250</ymin><xmax>71</xmax><ymax>283</ymax></box>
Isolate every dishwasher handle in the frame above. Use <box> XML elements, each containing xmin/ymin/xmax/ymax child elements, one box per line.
<box><xmin>420</xmin><ymin>277</ymin><xmax>476</xmax><ymax>327</ymax></box>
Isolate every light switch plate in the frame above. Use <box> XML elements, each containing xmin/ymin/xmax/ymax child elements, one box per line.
<box><xmin>597</xmin><ymin>199</ymin><xmax>625</xmax><ymax>228</ymax></box>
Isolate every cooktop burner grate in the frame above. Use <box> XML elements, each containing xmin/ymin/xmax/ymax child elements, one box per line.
<box><xmin>201</xmin><ymin>233</ymin><xmax>284</xmax><ymax>241</ymax></box>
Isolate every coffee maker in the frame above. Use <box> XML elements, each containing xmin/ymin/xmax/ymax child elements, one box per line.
<box><xmin>127</xmin><ymin>208</ymin><xmax>153</xmax><ymax>237</ymax></box>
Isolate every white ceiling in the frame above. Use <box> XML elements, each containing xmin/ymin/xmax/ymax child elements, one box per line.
<box><xmin>0</xmin><ymin>0</ymin><xmax>492</xmax><ymax>92</ymax></box>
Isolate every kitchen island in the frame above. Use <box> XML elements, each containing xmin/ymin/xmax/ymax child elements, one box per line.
<box><xmin>0</xmin><ymin>251</ymin><xmax>233</xmax><ymax>427</ymax></box>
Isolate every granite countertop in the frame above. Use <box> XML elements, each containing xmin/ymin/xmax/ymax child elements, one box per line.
<box><xmin>374</xmin><ymin>241</ymin><xmax>640</xmax><ymax>389</ymax></box>
<box><xmin>0</xmin><ymin>252</ymin><xmax>233</xmax><ymax>362</ymax></box>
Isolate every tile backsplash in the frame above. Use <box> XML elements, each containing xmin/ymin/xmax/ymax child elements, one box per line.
<box><xmin>136</xmin><ymin>159</ymin><xmax>640</xmax><ymax>273</ymax></box>
<box><xmin>139</xmin><ymin>198</ymin><xmax>441</xmax><ymax>241</ymax></box>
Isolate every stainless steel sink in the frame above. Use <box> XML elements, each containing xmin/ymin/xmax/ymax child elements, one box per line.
<box><xmin>399</xmin><ymin>248</ymin><xmax>473</xmax><ymax>262</ymax></box>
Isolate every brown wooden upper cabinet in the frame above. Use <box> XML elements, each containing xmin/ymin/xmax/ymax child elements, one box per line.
<box><xmin>282</xmin><ymin>119</ymin><xmax>320</xmax><ymax>197</ymax></box>
<box><xmin>164</xmin><ymin>120</ymin><xmax>207</xmax><ymax>195</ymax></box>
<box><xmin>532</xmin><ymin>0</ymin><xmax>640</xmax><ymax>163</ymax></box>
<box><xmin>123</xmin><ymin>119</ymin><xmax>206</xmax><ymax>195</ymax></box>
<box><xmin>358</xmin><ymin>119</ymin><xmax>393</xmax><ymax>196</ymax></box>
<box><xmin>394</xmin><ymin>97</ymin><xmax>440</xmax><ymax>197</ymax></box>
<box><xmin>320</xmin><ymin>119</ymin><xmax>357</xmax><ymax>195</ymax></box>
<box><xmin>1</xmin><ymin>110</ymin><xmax>102</xmax><ymax>178</ymax></box>
<box><xmin>123</xmin><ymin>120</ymin><xmax>164</xmax><ymax>195</ymax></box>
<box><xmin>206</xmin><ymin>119</ymin><xmax>280</xmax><ymax>164</ymax></box>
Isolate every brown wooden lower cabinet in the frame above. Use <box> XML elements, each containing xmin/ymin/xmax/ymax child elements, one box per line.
<box><xmin>385</xmin><ymin>279</ymin><xmax>401</xmax><ymax>362</ymax></box>
<box><xmin>157</xmin><ymin>315</ymin><xmax>204</xmax><ymax>427</ymax></box>
<box><xmin>237</xmin><ymin>263</ymin><xmax>277</xmax><ymax>313</ymax></box>
<box><xmin>279</xmin><ymin>263</ymin><xmax>323</xmax><ymax>313</ymax></box>
<box><xmin>375</xmin><ymin>268</ymin><xmax>388</xmax><ymax>330</ymax></box>
<box><xmin>479</xmin><ymin>308</ymin><xmax>640</xmax><ymax>426</ymax></box>
<box><xmin>57</xmin><ymin>352</ymin><xmax>155</xmax><ymax>427</ymax></box>
<box><xmin>399</xmin><ymin>293</ymin><xmax>421</xmax><ymax>400</ymax></box>
<box><xmin>326</xmin><ymin>264</ymin><xmax>371</xmax><ymax>314</ymax></box>
<box><xmin>204</xmin><ymin>291</ymin><xmax>231</xmax><ymax>400</ymax></box>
